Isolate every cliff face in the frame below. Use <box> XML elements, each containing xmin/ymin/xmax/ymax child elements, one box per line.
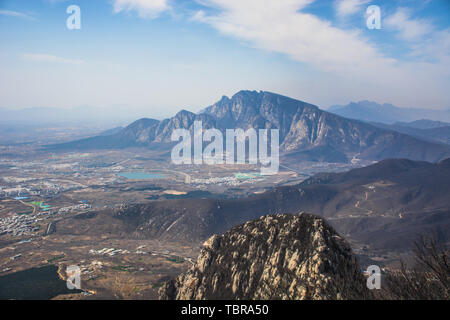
<box><xmin>159</xmin><ymin>213</ymin><xmax>370</xmax><ymax>300</ymax></box>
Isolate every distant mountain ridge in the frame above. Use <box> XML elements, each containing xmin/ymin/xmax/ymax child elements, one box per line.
<box><xmin>328</xmin><ymin>101</ymin><xmax>450</xmax><ymax>124</ymax></box>
<box><xmin>46</xmin><ymin>91</ymin><xmax>450</xmax><ymax>163</ymax></box>
<box><xmin>370</xmin><ymin>121</ymin><xmax>450</xmax><ymax>145</ymax></box>
<box><xmin>394</xmin><ymin>119</ymin><xmax>450</xmax><ymax>129</ymax></box>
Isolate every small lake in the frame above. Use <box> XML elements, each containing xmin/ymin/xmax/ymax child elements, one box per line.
<box><xmin>0</xmin><ymin>265</ymin><xmax>82</xmax><ymax>300</ymax></box>
<box><xmin>117</xmin><ymin>172</ymin><xmax>165</xmax><ymax>180</ymax></box>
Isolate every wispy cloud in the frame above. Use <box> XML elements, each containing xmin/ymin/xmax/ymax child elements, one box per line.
<box><xmin>0</xmin><ymin>10</ymin><xmax>35</xmax><ymax>20</ymax></box>
<box><xmin>112</xmin><ymin>0</ymin><xmax>170</xmax><ymax>19</ymax></box>
<box><xmin>384</xmin><ymin>8</ymin><xmax>434</xmax><ymax>41</ymax></box>
<box><xmin>334</xmin><ymin>0</ymin><xmax>370</xmax><ymax>17</ymax></box>
<box><xmin>21</xmin><ymin>53</ymin><xmax>84</xmax><ymax>65</ymax></box>
<box><xmin>192</xmin><ymin>0</ymin><xmax>450</xmax><ymax>108</ymax></box>
<box><xmin>192</xmin><ymin>0</ymin><xmax>393</xmax><ymax>77</ymax></box>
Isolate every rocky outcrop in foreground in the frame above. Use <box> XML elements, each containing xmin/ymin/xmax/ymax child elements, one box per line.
<box><xmin>159</xmin><ymin>213</ymin><xmax>369</xmax><ymax>300</ymax></box>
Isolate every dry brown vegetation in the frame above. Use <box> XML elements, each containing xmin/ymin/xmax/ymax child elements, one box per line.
<box><xmin>376</xmin><ymin>236</ymin><xmax>449</xmax><ymax>300</ymax></box>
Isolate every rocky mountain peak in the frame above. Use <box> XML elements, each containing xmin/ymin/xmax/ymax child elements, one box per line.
<box><xmin>47</xmin><ymin>91</ymin><xmax>450</xmax><ymax>163</ymax></box>
<box><xmin>159</xmin><ymin>213</ymin><xmax>370</xmax><ymax>300</ymax></box>
<box><xmin>174</xmin><ymin>109</ymin><xmax>195</xmax><ymax>118</ymax></box>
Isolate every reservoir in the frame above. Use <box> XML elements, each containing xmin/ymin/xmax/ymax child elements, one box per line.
<box><xmin>118</xmin><ymin>172</ymin><xmax>165</xmax><ymax>180</ymax></box>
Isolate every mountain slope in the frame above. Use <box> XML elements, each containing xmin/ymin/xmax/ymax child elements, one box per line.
<box><xmin>202</xmin><ymin>91</ymin><xmax>450</xmax><ymax>162</ymax></box>
<box><xmin>46</xmin><ymin>111</ymin><xmax>220</xmax><ymax>150</ymax></box>
<box><xmin>395</xmin><ymin>120</ymin><xmax>450</xmax><ymax>129</ymax></box>
<box><xmin>370</xmin><ymin>122</ymin><xmax>450</xmax><ymax>145</ymax></box>
<box><xmin>45</xmin><ymin>118</ymin><xmax>161</xmax><ymax>150</ymax></box>
<box><xmin>46</xmin><ymin>91</ymin><xmax>450</xmax><ymax>163</ymax></box>
<box><xmin>159</xmin><ymin>213</ymin><xmax>369</xmax><ymax>300</ymax></box>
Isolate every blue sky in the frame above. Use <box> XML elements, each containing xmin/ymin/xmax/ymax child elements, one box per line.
<box><xmin>0</xmin><ymin>0</ymin><xmax>449</xmax><ymax>118</ymax></box>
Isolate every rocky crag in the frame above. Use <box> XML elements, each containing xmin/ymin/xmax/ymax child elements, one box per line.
<box><xmin>159</xmin><ymin>213</ymin><xmax>370</xmax><ymax>300</ymax></box>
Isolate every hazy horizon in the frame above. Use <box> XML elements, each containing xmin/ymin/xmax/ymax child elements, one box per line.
<box><xmin>1</xmin><ymin>0</ymin><xmax>450</xmax><ymax>118</ymax></box>
<box><xmin>1</xmin><ymin>93</ymin><xmax>450</xmax><ymax>125</ymax></box>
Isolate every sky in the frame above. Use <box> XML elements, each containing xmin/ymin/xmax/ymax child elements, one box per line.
<box><xmin>0</xmin><ymin>0</ymin><xmax>449</xmax><ymax>119</ymax></box>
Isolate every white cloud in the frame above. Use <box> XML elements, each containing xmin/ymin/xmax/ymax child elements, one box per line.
<box><xmin>334</xmin><ymin>0</ymin><xmax>370</xmax><ymax>17</ymax></box>
<box><xmin>192</xmin><ymin>0</ymin><xmax>394</xmax><ymax>77</ymax></box>
<box><xmin>0</xmin><ymin>10</ymin><xmax>35</xmax><ymax>20</ymax></box>
<box><xmin>192</xmin><ymin>0</ymin><xmax>450</xmax><ymax>108</ymax></box>
<box><xmin>22</xmin><ymin>53</ymin><xmax>84</xmax><ymax>65</ymax></box>
<box><xmin>384</xmin><ymin>8</ymin><xmax>434</xmax><ymax>41</ymax></box>
<box><xmin>112</xmin><ymin>0</ymin><xmax>170</xmax><ymax>19</ymax></box>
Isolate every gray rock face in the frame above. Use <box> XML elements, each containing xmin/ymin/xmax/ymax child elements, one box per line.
<box><xmin>48</xmin><ymin>90</ymin><xmax>450</xmax><ymax>162</ymax></box>
<box><xmin>202</xmin><ymin>91</ymin><xmax>450</xmax><ymax>162</ymax></box>
<box><xmin>159</xmin><ymin>213</ymin><xmax>370</xmax><ymax>300</ymax></box>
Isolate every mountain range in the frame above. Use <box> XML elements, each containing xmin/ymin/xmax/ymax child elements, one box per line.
<box><xmin>47</xmin><ymin>91</ymin><xmax>450</xmax><ymax>163</ymax></box>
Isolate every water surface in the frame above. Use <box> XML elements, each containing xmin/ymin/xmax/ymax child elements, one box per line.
<box><xmin>118</xmin><ymin>172</ymin><xmax>165</xmax><ymax>180</ymax></box>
